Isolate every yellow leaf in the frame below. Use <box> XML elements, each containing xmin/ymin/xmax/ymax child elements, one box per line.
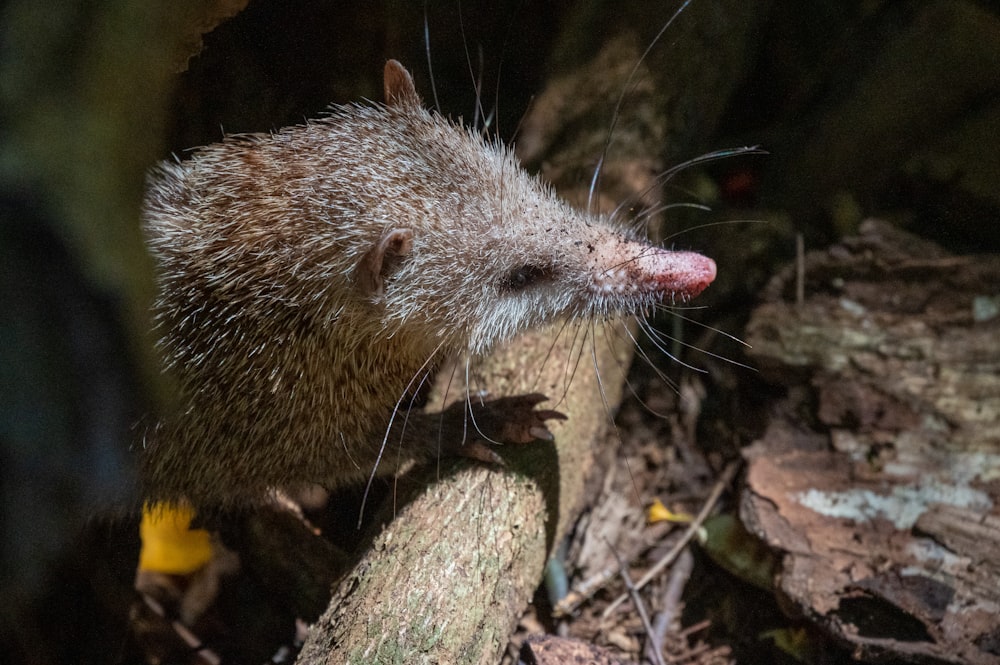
<box><xmin>647</xmin><ymin>498</ymin><xmax>693</xmax><ymax>524</ymax></box>
<box><xmin>138</xmin><ymin>502</ymin><xmax>213</xmax><ymax>575</ymax></box>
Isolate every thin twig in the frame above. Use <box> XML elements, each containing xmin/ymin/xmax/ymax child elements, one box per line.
<box><xmin>552</xmin><ymin>525</ymin><xmax>671</xmax><ymax>617</ymax></box>
<box><xmin>606</xmin><ymin>538</ymin><xmax>666</xmax><ymax>665</ymax></box>
<box><xmin>604</xmin><ymin>460</ymin><xmax>739</xmax><ymax>617</ymax></box>
<box><xmin>140</xmin><ymin>593</ymin><xmax>221</xmax><ymax>665</ymax></box>
<box><xmin>645</xmin><ymin>547</ymin><xmax>693</xmax><ymax>663</ymax></box>
<box><xmin>679</xmin><ymin>619</ymin><xmax>711</xmax><ymax>638</ymax></box>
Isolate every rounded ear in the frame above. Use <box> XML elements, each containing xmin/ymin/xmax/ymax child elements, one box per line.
<box><xmin>355</xmin><ymin>228</ymin><xmax>414</xmax><ymax>297</ymax></box>
<box><xmin>384</xmin><ymin>60</ymin><xmax>422</xmax><ymax>108</ymax></box>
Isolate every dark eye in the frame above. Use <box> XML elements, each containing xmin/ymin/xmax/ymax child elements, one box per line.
<box><xmin>502</xmin><ymin>264</ymin><xmax>551</xmax><ymax>291</ymax></box>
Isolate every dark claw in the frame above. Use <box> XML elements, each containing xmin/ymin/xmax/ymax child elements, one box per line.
<box><xmin>528</xmin><ymin>426</ymin><xmax>554</xmax><ymax>442</ymax></box>
<box><xmin>458</xmin><ymin>441</ymin><xmax>506</xmax><ymax>466</ymax></box>
<box><xmin>441</xmin><ymin>392</ymin><xmax>567</xmax><ymax>451</ymax></box>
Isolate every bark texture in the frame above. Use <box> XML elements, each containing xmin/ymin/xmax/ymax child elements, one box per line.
<box><xmin>742</xmin><ymin>219</ymin><xmax>1000</xmax><ymax>664</ymax></box>
<box><xmin>296</xmin><ymin>324</ymin><xmax>631</xmax><ymax>664</ymax></box>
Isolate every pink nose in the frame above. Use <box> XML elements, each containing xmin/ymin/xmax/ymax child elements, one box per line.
<box><xmin>588</xmin><ymin>241</ymin><xmax>717</xmax><ymax>301</ymax></box>
<box><xmin>640</xmin><ymin>249</ymin><xmax>716</xmax><ymax>299</ymax></box>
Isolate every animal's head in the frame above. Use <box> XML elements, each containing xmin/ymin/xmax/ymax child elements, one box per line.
<box><xmin>358</xmin><ymin>61</ymin><xmax>716</xmax><ymax>355</ymax></box>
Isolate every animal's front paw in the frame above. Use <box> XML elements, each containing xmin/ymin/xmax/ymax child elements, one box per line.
<box><xmin>437</xmin><ymin>393</ymin><xmax>566</xmax><ymax>465</ymax></box>
<box><xmin>471</xmin><ymin>392</ymin><xmax>567</xmax><ymax>444</ymax></box>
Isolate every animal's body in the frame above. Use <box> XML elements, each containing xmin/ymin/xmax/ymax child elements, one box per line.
<box><xmin>141</xmin><ymin>61</ymin><xmax>715</xmax><ymax>508</ymax></box>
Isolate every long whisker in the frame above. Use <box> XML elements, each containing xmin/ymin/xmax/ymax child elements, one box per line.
<box><xmin>435</xmin><ymin>357</ymin><xmax>465</xmax><ymax>478</ymax></box>
<box><xmin>655</xmin><ymin>146</ymin><xmax>767</xmax><ymax>186</ymax></box>
<box><xmin>456</xmin><ymin>2</ymin><xmax>490</xmax><ymax>134</ymax></box>
<box><xmin>423</xmin><ymin>3</ymin><xmax>441</xmax><ymax>113</ymax></box>
<box><xmin>659</xmin><ymin>218</ymin><xmax>768</xmax><ymax>244</ymax></box>
<box><xmin>463</xmin><ymin>355</ymin><xmax>500</xmax><ymax>444</ymax></box>
<box><xmin>635</xmin><ymin>318</ymin><xmax>707</xmax><ymax>375</ymax></box>
<box><xmin>489</xmin><ymin>0</ymin><xmax>527</xmax><ymax>142</ymax></box>
<box><xmin>654</xmin><ymin>308</ymin><xmax>751</xmax><ymax>348</ymax></box>
<box><xmin>587</xmin><ymin>0</ymin><xmax>696</xmax><ymax>213</ymax></box>
<box><xmin>590</xmin><ymin>322</ymin><xmax>642</xmax><ymax>502</ymax></box>
<box><xmin>358</xmin><ymin>338</ymin><xmax>448</xmax><ymax>528</ymax></box>
<box><xmin>617</xmin><ymin>320</ymin><xmax>685</xmax><ymax>390</ymax></box>
<box><xmin>529</xmin><ymin>317</ymin><xmax>574</xmax><ymax>396</ymax></box>
<box><xmin>599</xmin><ymin>320</ymin><xmax>679</xmax><ymax>416</ymax></box>
<box><xmin>612</xmin><ymin>146</ymin><xmax>767</xmax><ymax>227</ymax></box>
<box><xmin>644</xmin><ymin>319</ymin><xmax>757</xmax><ymax>372</ymax></box>
<box><xmin>627</xmin><ymin>202</ymin><xmax>713</xmax><ymax>233</ymax></box>
<box><xmin>393</xmin><ymin>366</ymin><xmax>435</xmax><ymax>464</ymax></box>
<box><xmin>559</xmin><ymin>321</ymin><xmax>593</xmax><ymax>406</ymax></box>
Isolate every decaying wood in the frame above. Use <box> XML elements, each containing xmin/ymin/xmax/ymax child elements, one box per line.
<box><xmin>519</xmin><ymin>634</ymin><xmax>625</xmax><ymax>665</ymax></box>
<box><xmin>741</xmin><ymin>219</ymin><xmax>1000</xmax><ymax>664</ymax></box>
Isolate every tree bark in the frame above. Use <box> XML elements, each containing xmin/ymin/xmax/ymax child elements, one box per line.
<box><xmin>741</xmin><ymin>219</ymin><xmax>1000</xmax><ymax>664</ymax></box>
<box><xmin>298</xmin><ymin>324</ymin><xmax>631</xmax><ymax>664</ymax></box>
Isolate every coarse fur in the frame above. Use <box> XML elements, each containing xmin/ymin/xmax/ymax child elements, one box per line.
<box><xmin>141</xmin><ymin>61</ymin><xmax>715</xmax><ymax>509</ymax></box>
